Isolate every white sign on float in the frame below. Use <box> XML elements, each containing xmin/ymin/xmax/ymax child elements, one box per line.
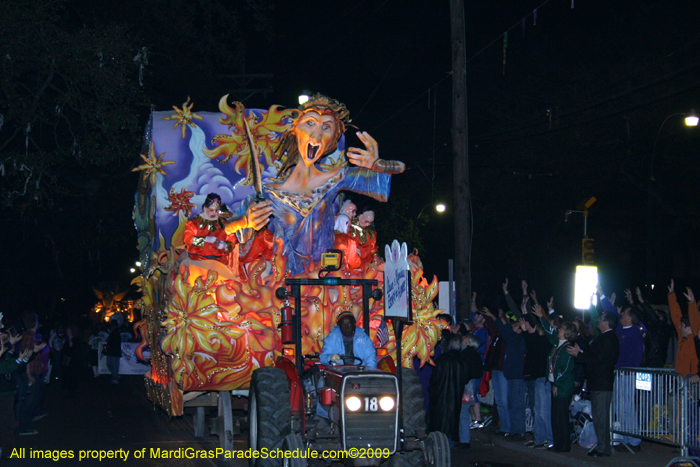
<box><xmin>384</xmin><ymin>240</ymin><xmax>412</xmax><ymax>321</ymax></box>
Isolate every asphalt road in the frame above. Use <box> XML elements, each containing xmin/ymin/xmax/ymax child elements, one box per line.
<box><xmin>7</xmin><ymin>371</ymin><xmax>680</xmax><ymax>467</ymax></box>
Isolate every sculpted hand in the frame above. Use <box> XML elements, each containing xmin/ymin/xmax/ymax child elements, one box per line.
<box><xmin>347</xmin><ymin>132</ymin><xmax>379</xmax><ymax>168</ymax></box>
<box><xmin>246</xmin><ymin>200</ymin><xmax>273</xmax><ymax>230</ymax></box>
<box><xmin>348</xmin><ymin>132</ymin><xmax>405</xmax><ymax>174</ymax></box>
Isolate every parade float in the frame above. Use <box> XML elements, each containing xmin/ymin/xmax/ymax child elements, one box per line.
<box><xmin>131</xmin><ymin>94</ymin><xmax>447</xmax><ymax>462</ymax></box>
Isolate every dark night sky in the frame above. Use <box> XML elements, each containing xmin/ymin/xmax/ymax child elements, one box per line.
<box><xmin>2</xmin><ymin>0</ymin><xmax>699</xmax><ymax>319</ymax></box>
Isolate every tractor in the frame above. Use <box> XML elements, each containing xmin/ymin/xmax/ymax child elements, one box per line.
<box><xmin>247</xmin><ymin>277</ymin><xmax>450</xmax><ymax>467</ymax></box>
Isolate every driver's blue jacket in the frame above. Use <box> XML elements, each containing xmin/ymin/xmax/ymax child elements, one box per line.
<box><xmin>320</xmin><ymin>325</ymin><xmax>377</xmax><ymax>368</ymax></box>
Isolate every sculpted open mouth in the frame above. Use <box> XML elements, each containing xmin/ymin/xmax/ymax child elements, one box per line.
<box><xmin>306</xmin><ymin>143</ymin><xmax>320</xmax><ymax>161</ymax></box>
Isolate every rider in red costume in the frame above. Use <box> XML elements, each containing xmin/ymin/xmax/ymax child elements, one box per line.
<box><xmin>184</xmin><ymin>193</ymin><xmax>235</xmax><ymax>264</ymax></box>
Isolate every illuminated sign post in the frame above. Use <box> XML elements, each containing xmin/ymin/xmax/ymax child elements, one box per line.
<box><xmin>574</xmin><ymin>265</ymin><xmax>598</xmax><ymax>310</ymax></box>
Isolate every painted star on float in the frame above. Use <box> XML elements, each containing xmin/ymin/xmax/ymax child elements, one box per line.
<box><xmin>132</xmin><ymin>141</ymin><xmax>175</xmax><ymax>185</ymax></box>
<box><xmin>164</xmin><ymin>187</ymin><xmax>196</xmax><ymax>217</ymax></box>
<box><xmin>164</xmin><ymin>96</ymin><xmax>204</xmax><ymax>139</ymax></box>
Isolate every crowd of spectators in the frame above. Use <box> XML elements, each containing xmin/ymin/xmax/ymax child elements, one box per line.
<box><xmin>423</xmin><ymin>278</ymin><xmax>700</xmax><ymax>456</ymax></box>
<box><xmin>0</xmin><ymin>310</ymin><xmax>137</xmax><ymax>459</ymax></box>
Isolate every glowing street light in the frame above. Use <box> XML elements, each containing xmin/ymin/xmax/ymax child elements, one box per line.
<box><xmin>298</xmin><ymin>94</ymin><xmax>309</xmax><ymax>105</ymax></box>
<box><xmin>417</xmin><ymin>202</ymin><xmax>447</xmax><ymax>220</ymax></box>
<box><xmin>574</xmin><ymin>265</ymin><xmax>598</xmax><ymax>310</ymax></box>
<box><xmin>686</xmin><ymin>109</ymin><xmax>699</xmax><ymax>127</ymax></box>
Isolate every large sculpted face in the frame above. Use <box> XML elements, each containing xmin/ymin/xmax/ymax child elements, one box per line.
<box><xmin>295</xmin><ymin>111</ymin><xmax>339</xmax><ymax>167</ymax></box>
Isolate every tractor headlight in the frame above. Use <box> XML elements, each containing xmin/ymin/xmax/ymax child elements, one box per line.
<box><xmin>379</xmin><ymin>396</ymin><xmax>395</xmax><ymax>411</ymax></box>
<box><xmin>346</xmin><ymin>396</ymin><xmax>362</xmax><ymax>412</ymax></box>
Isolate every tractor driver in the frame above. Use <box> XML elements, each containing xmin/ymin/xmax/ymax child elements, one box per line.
<box><xmin>320</xmin><ymin>311</ymin><xmax>377</xmax><ymax>368</ymax></box>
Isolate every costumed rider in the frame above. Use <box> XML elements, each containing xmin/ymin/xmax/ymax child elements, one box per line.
<box><xmin>184</xmin><ymin>193</ymin><xmax>272</xmax><ymax>268</ymax></box>
<box><xmin>320</xmin><ymin>311</ymin><xmax>377</xmax><ymax>368</ymax></box>
<box><xmin>334</xmin><ymin>199</ymin><xmax>361</xmax><ymax>269</ymax></box>
<box><xmin>349</xmin><ymin>207</ymin><xmax>378</xmax><ymax>268</ymax></box>
<box><xmin>184</xmin><ymin>193</ymin><xmax>235</xmax><ymax>264</ymax></box>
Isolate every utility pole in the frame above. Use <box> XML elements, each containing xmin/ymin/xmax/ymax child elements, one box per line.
<box><xmin>450</xmin><ymin>0</ymin><xmax>470</xmax><ymax>322</ymax></box>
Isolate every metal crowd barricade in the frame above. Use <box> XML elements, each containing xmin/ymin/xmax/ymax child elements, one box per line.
<box><xmin>687</xmin><ymin>377</ymin><xmax>700</xmax><ymax>455</ymax></box>
<box><xmin>612</xmin><ymin>368</ymin><xmax>700</xmax><ymax>467</ymax></box>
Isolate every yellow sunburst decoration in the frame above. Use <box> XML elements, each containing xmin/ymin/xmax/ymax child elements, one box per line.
<box><xmin>164</xmin><ymin>96</ymin><xmax>204</xmax><ymax>139</ymax></box>
<box><xmin>132</xmin><ymin>141</ymin><xmax>175</xmax><ymax>186</ymax></box>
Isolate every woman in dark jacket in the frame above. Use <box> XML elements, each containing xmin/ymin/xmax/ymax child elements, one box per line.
<box><xmin>536</xmin><ymin>305</ymin><xmax>577</xmax><ymax>453</ymax></box>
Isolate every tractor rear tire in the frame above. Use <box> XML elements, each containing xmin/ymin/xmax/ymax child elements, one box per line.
<box><xmin>424</xmin><ymin>432</ymin><xmax>450</xmax><ymax>467</ymax></box>
<box><xmin>399</xmin><ymin>367</ymin><xmax>427</xmax><ymax>438</ymax></box>
<box><xmin>282</xmin><ymin>433</ymin><xmax>307</xmax><ymax>467</ymax></box>
<box><xmin>249</xmin><ymin>367</ymin><xmax>291</xmax><ymax>467</ymax></box>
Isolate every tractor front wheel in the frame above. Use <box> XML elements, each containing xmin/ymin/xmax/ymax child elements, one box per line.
<box><xmin>249</xmin><ymin>367</ymin><xmax>291</xmax><ymax>467</ymax></box>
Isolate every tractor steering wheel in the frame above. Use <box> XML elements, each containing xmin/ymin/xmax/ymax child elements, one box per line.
<box><xmin>337</xmin><ymin>355</ymin><xmax>363</xmax><ymax>365</ymax></box>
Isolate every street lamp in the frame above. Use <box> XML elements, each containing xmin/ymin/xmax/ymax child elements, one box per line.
<box><xmin>417</xmin><ymin>202</ymin><xmax>446</xmax><ymax>220</ymax></box>
<box><xmin>298</xmin><ymin>91</ymin><xmax>311</xmax><ymax>105</ymax></box>
<box><xmin>646</xmin><ymin>109</ymin><xmax>698</xmax><ymax>283</ymax></box>
<box><xmin>650</xmin><ymin>110</ymin><xmax>698</xmax><ymax>181</ymax></box>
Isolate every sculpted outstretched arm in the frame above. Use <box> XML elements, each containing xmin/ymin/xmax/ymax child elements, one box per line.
<box><xmin>347</xmin><ymin>131</ymin><xmax>405</xmax><ymax>174</ymax></box>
